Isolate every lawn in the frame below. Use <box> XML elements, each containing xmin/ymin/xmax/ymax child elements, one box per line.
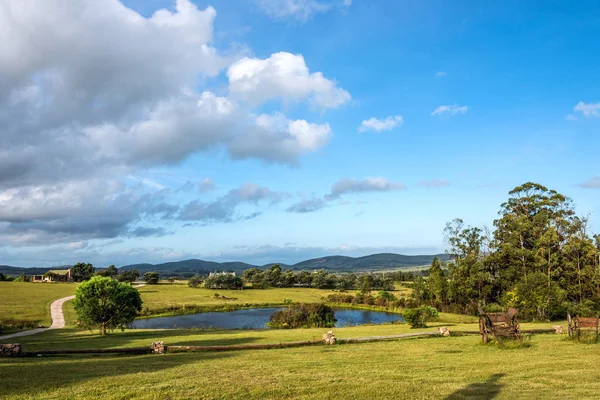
<box><xmin>2</xmin><ymin>326</ymin><xmax>598</xmax><ymax>399</ymax></box>
<box><xmin>0</xmin><ymin>282</ymin><xmax>77</xmax><ymax>327</ymax></box>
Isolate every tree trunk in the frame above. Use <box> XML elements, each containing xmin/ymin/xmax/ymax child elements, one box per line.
<box><xmin>101</xmin><ymin>323</ymin><xmax>106</xmax><ymax>336</ymax></box>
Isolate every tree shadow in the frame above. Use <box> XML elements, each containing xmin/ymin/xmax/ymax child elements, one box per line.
<box><xmin>0</xmin><ymin>351</ymin><xmax>232</xmax><ymax>398</ymax></box>
<box><xmin>445</xmin><ymin>373</ymin><xmax>505</xmax><ymax>400</ymax></box>
<box><xmin>14</xmin><ymin>328</ymin><xmax>264</xmax><ymax>351</ymax></box>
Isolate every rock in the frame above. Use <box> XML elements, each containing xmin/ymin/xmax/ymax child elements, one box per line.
<box><xmin>437</xmin><ymin>327</ymin><xmax>451</xmax><ymax>337</ymax></box>
<box><xmin>552</xmin><ymin>325</ymin><xmax>564</xmax><ymax>334</ymax></box>
<box><xmin>151</xmin><ymin>341</ymin><xmax>165</xmax><ymax>354</ymax></box>
<box><xmin>0</xmin><ymin>344</ymin><xmax>22</xmax><ymax>357</ymax></box>
<box><xmin>323</xmin><ymin>331</ymin><xmax>336</xmax><ymax>345</ymax></box>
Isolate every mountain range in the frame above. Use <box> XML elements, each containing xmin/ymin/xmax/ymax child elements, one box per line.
<box><xmin>0</xmin><ymin>253</ymin><xmax>450</xmax><ymax>277</ymax></box>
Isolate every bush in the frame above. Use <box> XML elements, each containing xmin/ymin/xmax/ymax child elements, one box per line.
<box><xmin>143</xmin><ymin>272</ymin><xmax>160</xmax><ymax>285</ymax></box>
<box><xmin>188</xmin><ymin>275</ymin><xmax>202</xmax><ymax>288</ymax></box>
<box><xmin>403</xmin><ymin>306</ymin><xmax>439</xmax><ymax>328</ymax></box>
<box><xmin>268</xmin><ymin>303</ymin><xmax>336</xmax><ymax>329</ymax></box>
<box><xmin>204</xmin><ymin>274</ymin><xmax>244</xmax><ymax>290</ymax></box>
<box><xmin>283</xmin><ymin>298</ymin><xmax>293</xmax><ymax>304</ymax></box>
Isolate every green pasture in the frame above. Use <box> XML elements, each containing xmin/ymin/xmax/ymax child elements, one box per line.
<box><xmin>0</xmin><ymin>282</ymin><xmax>77</xmax><ymax>327</ymax></box>
<box><xmin>3</xmin><ymin>326</ymin><xmax>599</xmax><ymax>399</ymax></box>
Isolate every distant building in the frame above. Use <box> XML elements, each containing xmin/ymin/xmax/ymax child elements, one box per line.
<box><xmin>31</xmin><ymin>269</ymin><xmax>72</xmax><ymax>283</ymax></box>
<box><xmin>208</xmin><ymin>271</ymin><xmax>236</xmax><ymax>278</ymax></box>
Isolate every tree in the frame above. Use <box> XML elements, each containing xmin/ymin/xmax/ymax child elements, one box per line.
<box><xmin>71</xmin><ymin>262</ymin><xmax>96</xmax><ymax>282</ymax></box>
<box><xmin>97</xmin><ymin>265</ymin><xmax>119</xmax><ymax>279</ymax></box>
<box><xmin>73</xmin><ymin>276</ymin><xmax>142</xmax><ymax>335</ymax></box>
<box><xmin>117</xmin><ymin>269</ymin><xmax>140</xmax><ymax>284</ymax></box>
<box><xmin>427</xmin><ymin>257</ymin><xmax>447</xmax><ymax>306</ymax></box>
<box><xmin>403</xmin><ymin>306</ymin><xmax>439</xmax><ymax>328</ymax></box>
<box><xmin>0</xmin><ymin>273</ymin><xmax>8</xmax><ymax>281</ymax></box>
<box><xmin>143</xmin><ymin>272</ymin><xmax>160</xmax><ymax>285</ymax></box>
<box><xmin>188</xmin><ymin>275</ymin><xmax>202</xmax><ymax>288</ymax></box>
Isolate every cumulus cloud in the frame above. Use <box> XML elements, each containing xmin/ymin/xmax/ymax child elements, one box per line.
<box><xmin>256</xmin><ymin>0</ymin><xmax>350</xmax><ymax>22</ymax></box>
<box><xmin>0</xmin><ymin>180</ymin><xmax>174</xmax><ymax>245</ymax></box>
<box><xmin>573</xmin><ymin>101</ymin><xmax>600</xmax><ymax>117</ymax></box>
<box><xmin>0</xmin><ymin>0</ymin><xmax>348</xmax><ymax>247</ymax></box>
<box><xmin>416</xmin><ymin>179</ymin><xmax>450</xmax><ymax>188</ymax></box>
<box><xmin>228</xmin><ymin>52</ymin><xmax>350</xmax><ymax>109</ymax></box>
<box><xmin>435</xmin><ymin>71</ymin><xmax>447</xmax><ymax>78</ymax></box>
<box><xmin>228</xmin><ymin>113</ymin><xmax>332</xmax><ymax>164</ymax></box>
<box><xmin>287</xmin><ymin>177</ymin><xmax>405</xmax><ymax>213</ymax></box>
<box><xmin>431</xmin><ymin>104</ymin><xmax>469</xmax><ymax>116</ymax></box>
<box><xmin>358</xmin><ymin>115</ymin><xmax>404</xmax><ymax>133</ymax></box>
<box><xmin>577</xmin><ymin>177</ymin><xmax>600</xmax><ymax>188</ymax></box>
<box><xmin>178</xmin><ymin>183</ymin><xmax>286</xmax><ymax>223</ymax></box>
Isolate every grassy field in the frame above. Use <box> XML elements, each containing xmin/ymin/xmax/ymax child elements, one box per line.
<box><xmin>135</xmin><ymin>283</ymin><xmax>412</xmax><ymax>316</ymax></box>
<box><xmin>0</xmin><ymin>282</ymin><xmax>77</xmax><ymax>327</ymax></box>
<box><xmin>3</xmin><ymin>325</ymin><xmax>599</xmax><ymax>399</ymax></box>
<box><xmin>4</xmin><ymin>282</ymin><xmax>598</xmax><ymax>398</ymax></box>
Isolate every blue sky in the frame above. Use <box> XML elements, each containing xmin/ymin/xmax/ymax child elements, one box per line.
<box><xmin>1</xmin><ymin>0</ymin><xmax>599</xmax><ymax>267</ymax></box>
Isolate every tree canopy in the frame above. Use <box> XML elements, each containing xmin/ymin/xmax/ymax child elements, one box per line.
<box><xmin>73</xmin><ymin>276</ymin><xmax>143</xmax><ymax>335</ymax></box>
<box><xmin>414</xmin><ymin>182</ymin><xmax>600</xmax><ymax>320</ymax></box>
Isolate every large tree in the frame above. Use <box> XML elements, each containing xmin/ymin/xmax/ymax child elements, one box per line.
<box><xmin>73</xmin><ymin>276</ymin><xmax>143</xmax><ymax>335</ymax></box>
<box><xmin>70</xmin><ymin>262</ymin><xmax>96</xmax><ymax>282</ymax></box>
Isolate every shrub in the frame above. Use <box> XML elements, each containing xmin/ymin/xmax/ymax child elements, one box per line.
<box><xmin>268</xmin><ymin>303</ymin><xmax>336</xmax><ymax>329</ymax></box>
<box><xmin>403</xmin><ymin>306</ymin><xmax>439</xmax><ymax>328</ymax></box>
<box><xmin>143</xmin><ymin>272</ymin><xmax>160</xmax><ymax>285</ymax></box>
<box><xmin>283</xmin><ymin>298</ymin><xmax>293</xmax><ymax>304</ymax></box>
<box><xmin>188</xmin><ymin>275</ymin><xmax>202</xmax><ymax>288</ymax></box>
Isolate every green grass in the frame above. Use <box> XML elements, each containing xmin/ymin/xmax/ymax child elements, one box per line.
<box><xmin>0</xmin><ymin>282</ymin><xmax>77</xmax><ymax>327</ymax></box>
<box><xmin>2</xmin><ymin>325</ymin><xmax>598</xmax><ymax>399</ymax></box>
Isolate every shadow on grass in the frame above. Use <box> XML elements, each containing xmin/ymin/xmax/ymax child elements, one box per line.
<box><xmin>445</xmin><ymin>373</ymin><xmax>505</xmax><ymax>400</ymax></box>
<box><xmin>0</xmin><ymin>351</ymin><xmax>232</xmax><ymax>398</ymax></box>
<box><xmin>14</xmin><ymin>328</ymin><xmax>264</xmax><ymax>351</ymax></box>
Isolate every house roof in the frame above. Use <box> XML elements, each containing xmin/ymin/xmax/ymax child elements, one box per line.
<box><xmin>47</xmin><ymin>269</ymin><xmax>70</xmax><ymax>275</ymax></box>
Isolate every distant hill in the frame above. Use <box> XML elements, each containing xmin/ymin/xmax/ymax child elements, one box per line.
<box><xmin>0</xmin><ymin>265</ymin><xmax>51</xmax><ymax>277</ymax></box>
<box><xmin>120</xmin><ymin>253</ymin><xmax>450</xmax><ymax>277</ymax></box>
<box><xmin>0</xmin><ymin>253</ymin><xmax>450</xmax><ymax>278</ymax></box>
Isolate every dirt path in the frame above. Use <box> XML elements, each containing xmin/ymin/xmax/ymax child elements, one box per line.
<box><xmin>0</xmin><ymin>295</ymin><xmax>75</xmax><ymax>341</ymax></box>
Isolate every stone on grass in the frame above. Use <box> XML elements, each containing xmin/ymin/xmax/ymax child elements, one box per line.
<box><xmin>437</xmin><ymin>327</ymin><xmax>451</xmax><ymax>337</ymax></box>
<box><xmin>552</xmin><ymin>325</ymin><xmax>564</xmax><ymax>334</ymax></box>
<box><xmin>0</xmin><ymin>344</ymin><xmax>22</xmax><ymax>357</ymax></box>
<box><xmin>323</xmin><ymin>331</ymin><xmax>336</xmax><ymax>345</ymax></box>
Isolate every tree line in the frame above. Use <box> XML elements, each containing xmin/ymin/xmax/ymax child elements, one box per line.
<box><xmin>412</xmin><ymin>182</ymin><xmax>600</xmax><ymax>320</ymax></box>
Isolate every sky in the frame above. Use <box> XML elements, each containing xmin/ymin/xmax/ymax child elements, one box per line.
<box><xmin>1</xmin><ymin>0</ymin><xmax>599</xmax><ymax>268</ymax></box>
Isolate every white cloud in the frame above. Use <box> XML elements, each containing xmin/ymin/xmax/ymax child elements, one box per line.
<box><xmin>431</xmin><ymin>104</ymin><xmax>469</xmax><ymax>116</ymax></box>
<box><xmin>435</xmin><ymin>71</ymin><xmax>447</xmax><ymax>78</ymax></box>
<box><xmin>330</xmin><ymin>177</ymin><xmax>406</xmax><ymax>198</ymax></box>
<box><xmin>0</xmin><ymin>0</ymin><xmax>347</xmax><ymax>246</ymax></box>
<box><xmin>227</xmin><ymin>52</ymin><xmax>350</xmax><ymax>109</ymax></box>
<box><xmin>359</xmin><ymin>115</ymin><xmax>404</xmax><ymax>132</ymax></box>
<box><xmin>228</xmin><ymin>113</ymin><xmax>332</xmax><ymax>164</ymax></box>
<box><xmin>287</xmin><ymin>177</ymin><xmax>406</xmax><ymax>213</ymax></box>
<box><xmin>256</xmin><ymin>0</ymin><xmax>350</xmax><ymax>22</ymax></box>
<box><xmin>573</xmin><ymin>101</ymin><xmax>600</xmax><ymax>117</ymax></box>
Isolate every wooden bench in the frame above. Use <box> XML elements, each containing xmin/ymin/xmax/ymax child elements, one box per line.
<box><xmin>568</xmin><ymin>314</ymin><xmax>599</xmax><ymax>341</ymax></box>
<box><xmin>478</xmin><ymin>308</ymin><xmax>520</xmax><ymax>345</ymax></box>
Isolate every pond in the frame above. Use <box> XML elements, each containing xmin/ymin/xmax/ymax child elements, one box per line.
<box><xmin>131</xmin><ymin>308</ymin><xmax>405</xmax><ymax>330</ymax></box>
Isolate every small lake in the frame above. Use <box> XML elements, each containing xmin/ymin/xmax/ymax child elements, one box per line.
<box><xmin>132</xmin><ymin>308</ymin><xmax>405</xmax><ymax>330</ymax></box>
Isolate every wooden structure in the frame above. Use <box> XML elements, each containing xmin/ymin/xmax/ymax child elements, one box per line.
<box><xmin>567</xmin><ymin>314</ymin><xmax>599</xmax><ymax>341</ymax></box>
<box><xmin>478</xmin><ymin>308</ymin><xmax>520</xmax><ymax>345</ymax></box>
